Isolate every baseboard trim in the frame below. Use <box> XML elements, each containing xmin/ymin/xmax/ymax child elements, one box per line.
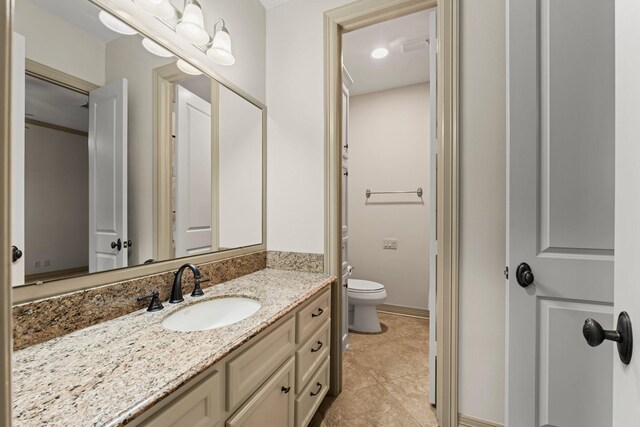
<box><xmin>377</xmin><ymin>304</ymin><xmax>429</xmax><ymax>319</ymax></box>
<box><xmin>458</xmin><ymin>414</ymin><xmax>503</xmax><ymax>427</ymax></box>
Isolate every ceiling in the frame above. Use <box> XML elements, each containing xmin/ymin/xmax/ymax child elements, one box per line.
<box><xmin>343</xmin><ymin>10</ymin><xmax>431</xmax><ymax>96</ymax></box>
<box><xmin>25</xmin><ymin>75</ymin><xmax>89</xmax><ymax>133</ymax></box>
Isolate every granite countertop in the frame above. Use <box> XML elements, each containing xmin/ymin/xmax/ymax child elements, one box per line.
<box><xmin>12</xmin><ymin>269</ymin><xmax>334</xmax><ymax>427</ymax></box>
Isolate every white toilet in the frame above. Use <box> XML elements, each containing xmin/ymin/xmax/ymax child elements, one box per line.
<box><xmin>348</xmin><ymin>279</ymin><xmax>387</xmax><ymax>333</ymax></box>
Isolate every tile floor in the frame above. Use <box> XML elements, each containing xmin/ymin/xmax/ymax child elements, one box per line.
<box><xmin>310</xmin><ymin>312</ymin><xmax>438</xmax><ymax>427</ymax></box>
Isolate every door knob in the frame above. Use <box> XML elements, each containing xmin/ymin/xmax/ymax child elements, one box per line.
<box><xmin>516</xmin><ymin>262</ymin><xmax>534</xmax><ymax>287</ymax></box>
<box><xmin>583</xmin><ymin>312</ymin><xmax>633</xmax><ymax>365</ymax></box>
<box><xmin>12</xmin><ymin>246</ymin><xmax>22</xmax><ymax>263</ymax></box>
<box><xmin>111</xmin><ymin>239</ymin><xmax>122</xmax><ymax>251</ymax></box>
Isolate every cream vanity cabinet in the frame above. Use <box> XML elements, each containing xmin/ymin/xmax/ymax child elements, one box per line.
<box><xmin>136</xmin><ymin>288</ymin><xmax>331</xmax><ymax>427</ymax></box>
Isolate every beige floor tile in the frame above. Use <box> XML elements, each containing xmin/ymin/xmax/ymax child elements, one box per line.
<box><xmin>314</xmin><ymin>312</ymin><xmax>435</xmax><ymax>426</ymax></box>
<box><xmin>320</xmin><ymin>384</ymin><xmax>422</xmax><ymax>427</ymax></box>
<box><xmin>343</xmin><ymin>351</ymin><xmax>378</xmax><ymax>392</ymax></box>
<box><xmin>381</xmin><ymin>374</ymin><xmax>438</xmax><ymax>427</ymax></box>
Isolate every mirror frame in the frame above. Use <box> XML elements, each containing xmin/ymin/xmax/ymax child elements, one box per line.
<box><xmin>12</xmin><ymin>0</ymin><xmax>267</xmax><ymax>304</ymax></box>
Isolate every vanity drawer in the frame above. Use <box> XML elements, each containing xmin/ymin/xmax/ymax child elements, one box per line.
<box><xmin>143</xmin><ymin>370</ymin><xmax>221</xmax><ymax>427</ymax></box>
<box><xmin>296</xmin><ymin>319</ymin><xmax>330</xmax><ymax>390</ymax></box>
<box><xmin>295</xmin><ymin>357</ymin><xmax>330</xmax><ymax>427</ymax></box>
<box><xmin>296</xmin><ymin>289</ymin><xmax>331</xmax><ymax>343</ymax></box>
<box><xmin>226</xmin><ymin>357</ymin><xmax>295</xmax><ymax>427</ymax></box>
<box><xmin>227</xmin><ymin>316</ymin><xmax>295</xmax><ymax>411</ymax></box>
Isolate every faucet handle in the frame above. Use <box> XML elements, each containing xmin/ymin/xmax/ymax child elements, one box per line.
<box><xmin>191</xmin><ymin>277</ymin><xmax>208</xmax><ymax>297</ymax></box>
<box><xmin>137</xmin><ymin>290</ymin><xmax>164</xmax><ymax>312</ymax></box>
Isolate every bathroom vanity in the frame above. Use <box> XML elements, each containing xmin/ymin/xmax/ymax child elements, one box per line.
<box><xmin>12</xmin><ymin>269</ymin><xmax>333</xmax><ymax>427</ymax></box>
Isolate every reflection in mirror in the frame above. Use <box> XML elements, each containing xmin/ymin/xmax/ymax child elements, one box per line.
<box><xmin>10</xmin><ymin>0</ymin><xmax>264</xmax><ymax>287</ymax></box>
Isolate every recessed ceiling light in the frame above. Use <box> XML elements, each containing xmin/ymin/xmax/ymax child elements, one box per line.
<box><xmin>98</xmin><ymin>11</ymin><xmax>137</xmax><ymax>35</ymax></box>
<box><xmin>371</xmin><ymin>47</ymin><xmax>389</xmax><ymax>59</ymax></box>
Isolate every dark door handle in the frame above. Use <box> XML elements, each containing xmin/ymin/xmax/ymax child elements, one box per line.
<box><xmin>12</xmin><ymin>246</ymin><xmax>22</xmax><ymax>263</ymax></box>
<box><xmin>516</xmin><ymin>262</ymin><xmax>534</xmax><ymax>287</ymax></box>
<box><xmin>583</xmin><ymin>312</ymin><xmax>633</xmax><ymax>365</ymax></box>
<box><xmin>111</xmin><ymin>239</ymin><xmax>122</xmax><ymax>251</ymax></box>
<box><xmin>310</xmin><ymin>382</ymin><xmax>323</xmax><ymax>397</ymax></box>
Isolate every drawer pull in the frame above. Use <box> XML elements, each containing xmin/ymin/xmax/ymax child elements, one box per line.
<box><xmin>281</xmin><ymin>386</ymin><xmax>291</xmax><ymax>394</ymax></box>
<box><xmin>311</xmin><ymin>341</ymin><xmax>323</xmax><ymax>352</ymax></box>
<box><xmin>310</xmin><ymin>382</ymin><xmax>323</xmax><ymax>397</ymax></box>
<box><xmin>311</xmin><ymin>308</ymin><xmax>324</xmax><ymax>318</ymax></box>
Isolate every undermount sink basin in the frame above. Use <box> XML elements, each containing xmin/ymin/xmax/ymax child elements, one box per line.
<box><xmin>162</xmin><ymin>297</ymin><xmax>261</xmax><ymax>332</ymax></box>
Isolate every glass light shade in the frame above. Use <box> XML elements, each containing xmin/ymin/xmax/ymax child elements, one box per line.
<box><xmin>207</xmin><ymin>29</ymin><xmax>235</xmax><ymax>66</ymax></box>
<box><xmin>142</xmin><ymin>37</ymin><xmax>174</xmax><ymax>57</ymax></box>
<box><xmin>176</xmin><ymin>2</ymin><xmax>210</xmax><ymax>45</ymax></box>
<box><xmin>98</xmin><ymin>11</ymin><xmax>137</xmax><ymax>35</ymax></box>
<box><xmin>176</xmin><ymin>59</ymin><xmax>202</xmax><ymax>75</ymax></box>
<box><xmin>134</xmin><ymin>0</ymin><xmax>175</xmax><ymax>19</ymax></box>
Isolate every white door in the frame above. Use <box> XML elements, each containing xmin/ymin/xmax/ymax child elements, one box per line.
<box><xmin>613</xmin><ymin>1</ymin><xmax>640</xmax><ymax>423</ymax></box>
<box><xmin>174</xmin><ymin>85</ymin><xmax>212</xmax><ymax>257</ymax></box>
<box><xmin>341</xmin><ymin>67</ymin><xmax>353</xmax><ymax>352</ymax></box>
<box><xmin>507</xmin><ymin>1</ymin><xmax>615</xmax><ymax>425</ymax></box>
<box><xmin>427</xmin><ymin>9</ymin><xmax>437</xmax><ymax>405</ymax></box>
<box><xmin>10</xmin><ymin>33</ymin><xmax>25</xmax><ymax>286</ymax></box>
<box><xmin>88</xmin><ymin>78</ymin><xmax>128</xmax><ymax>273</ymax></box>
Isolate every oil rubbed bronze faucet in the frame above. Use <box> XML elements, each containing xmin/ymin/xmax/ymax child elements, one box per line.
<box><xmin>169</xmin><ymin>263</ymin><xmax>207</xmax><ymax>303</ymax></box>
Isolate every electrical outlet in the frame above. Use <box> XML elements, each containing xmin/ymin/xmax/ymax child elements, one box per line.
<box><xmin>44</xmin><ymin>260</ymin><xmax>50</xmax><ymax>267</ymax></box>
<box><xmin>383</xmin><ymin>239</ymin><xmax>398</xmax><ymax>250</ymax></box>
<box><xmin>34</xmin><ymin>261</ymin><xmax>41</xmax><ymax>268</ymax></box>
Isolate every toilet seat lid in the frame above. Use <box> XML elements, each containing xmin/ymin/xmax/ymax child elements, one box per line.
<box><xmin>348</xmin><ymin>279</ymin><xmax>385</xmax><ymax>292</ymax></box>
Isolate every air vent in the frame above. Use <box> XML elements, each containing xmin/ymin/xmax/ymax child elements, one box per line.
<box><xmin>401</xmin><ymin>37</ymin><xmax>429</xmax><ymax>54</ymax></box>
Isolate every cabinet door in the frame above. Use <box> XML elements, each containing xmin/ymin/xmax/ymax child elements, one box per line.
<box><xmin>226</xmin><ymin>357</ymin><xmax>295</xmax><ymax>427</ymax></box>
<box><xmin>143</xmin><ymin>371</ymin><xmax>221</xmax><ymax>427</ymax></box>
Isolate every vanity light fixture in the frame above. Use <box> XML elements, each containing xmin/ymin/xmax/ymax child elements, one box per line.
<box><xmin>134</xmin><ymin>0</ymin><xmax>176</xmax><ymax>19</ymax></box>
<box><xmin>176</xmin><ymin>0</ymin><xmax>210</xmax><ymax>45</ymax></box>
<box><xmin>98</xmin><ymin>10</ymin><xmax>138</xmax><ymax>35</ymax></box>
<box><xmin>142</xmin><ymin>37</ymin><xmax>174</xmax><ymax>57</ymax></box>
<box><xmin>371</xmin><ymin>47</ymin><xmax>389</xmax><ymax>59</ymax></box>
<box><xmin>206</xmin><ymin>19</ymin><xmax>236</xmax><ymax>66</ymax></box>
<box><xmin>176</xmin><ymin>59</ymin><xmax>203</xmax><ymax>75</ymax></box>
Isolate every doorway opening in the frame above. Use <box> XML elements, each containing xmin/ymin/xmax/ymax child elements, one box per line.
<box><xmin>22</xmin><ymin>73</ymin><xmax>91</xmax><ymax>284</ymax></box>
<box><xmin>325</xmin><ymin>0</ymin><xmax>459</xmax><ymax>425</ymax></box>
<box><xmin>317</xmin><ymin>7</ymin><xmax>438</xmax><ymax>426</ymax></box>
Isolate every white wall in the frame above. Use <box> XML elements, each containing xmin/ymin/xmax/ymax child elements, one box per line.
<box><xmin>219</xmin><ymin>85</ymin><xmax>263</xmax><ymax>249</ymax></box>
<box><xmin>458</xmin><ymin>0</ymin><xmax>506</xmax><ymax>424</ymax></box>
<box><xmin>348</xmin><ymin>83</ymin><xmax>430</xmax><ymax>310</ymax></box>
<box><xmin>24</xmin><ymin>125</ymin><xmax>88</xmax><ymax>275</ymax></box>
<box><xmin>266</xmin><ymin>0</ymin><xmax>507</xmax><ymax>424</ymax></box>
<box><xmin>14</xmin><ymin>0</ymin><xmax>106</xmax><ymax>86</ymax></box>
<box><xmin>266</xmin><ymin>0</ymin><xmax>353</xmax><ymax>253</ymax></box>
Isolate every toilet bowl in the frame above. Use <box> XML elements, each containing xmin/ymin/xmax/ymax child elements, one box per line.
<box><xmin>348</xmin><ymin>279</ymin><xmax>387</xmax><ymax>333</ymax></box>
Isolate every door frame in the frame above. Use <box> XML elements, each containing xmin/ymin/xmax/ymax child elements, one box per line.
<box><xmin>0</xmin><ymin>0</ymin><xmax>12</xmax><ymax>423</ymax></box>
<box><xmin>324</xmin><ymin>0</ymin><xmax>459</xmax><ymax>425</ymax></box>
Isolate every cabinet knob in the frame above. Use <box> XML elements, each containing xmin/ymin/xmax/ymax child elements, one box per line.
<box><xmin>311</xmin><ymin>308</ymin><xmax>324</xmax><ymax>318</ymax></box>
<box><xmin>281</xmin><ymin>386</ymin><xmax>291</xmax><ymax>394</ymax></box>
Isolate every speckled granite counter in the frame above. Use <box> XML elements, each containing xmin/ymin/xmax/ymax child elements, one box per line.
<box><xmin>12</xmin><ymin>269</ymin><xmax>334</xmax><ymax>427</ymax></box>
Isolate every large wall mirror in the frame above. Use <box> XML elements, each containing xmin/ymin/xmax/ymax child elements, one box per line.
<box><xmin>10</xmin><ymin>0</ymin><xmax>265</xmax><ymax>290</ymax></box>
